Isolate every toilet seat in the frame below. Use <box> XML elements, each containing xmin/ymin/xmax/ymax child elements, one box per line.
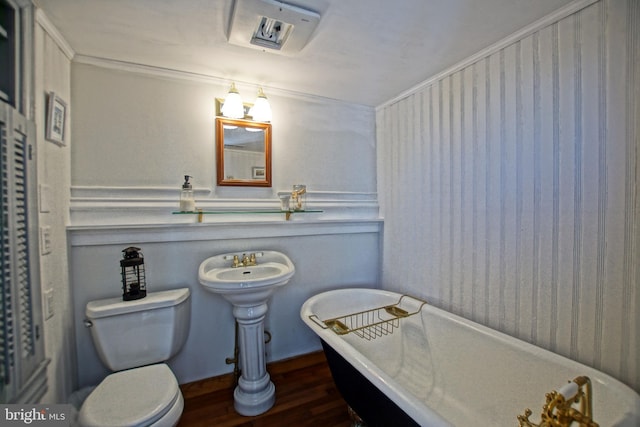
<box><xmin>78</xmin><ymin>363</ymin><xmax>181</xmax><ymax>427</ymax></box>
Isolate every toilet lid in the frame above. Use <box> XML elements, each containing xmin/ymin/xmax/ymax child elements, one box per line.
<box><xmin>79</xmin><ymin>364</ymin><xmax>180</xmax><ymax>427</ymax></box>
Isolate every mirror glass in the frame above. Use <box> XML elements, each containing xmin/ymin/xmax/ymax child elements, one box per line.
<box><xmin>216</xmin><ymin>117</ymin><xmax>272</xmax><ymax>187</ymax></box>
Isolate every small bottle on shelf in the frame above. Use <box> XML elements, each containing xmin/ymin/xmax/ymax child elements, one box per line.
<box><xmin>180</xmin><ymin>175</ymin><xmax>195</xmax><ymax>212</ymax></box>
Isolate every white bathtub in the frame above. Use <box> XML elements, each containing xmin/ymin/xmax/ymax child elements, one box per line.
<box><xmin>301</xmin><ymin>288</ymin><xmax>640</xmax><ymax>426</ymax></box>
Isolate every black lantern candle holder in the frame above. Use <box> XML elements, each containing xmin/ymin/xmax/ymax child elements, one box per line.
<box><xmin>120</xmin><ymin>246</ymin><xmax>147</xmax><ymax>301</ymax></box>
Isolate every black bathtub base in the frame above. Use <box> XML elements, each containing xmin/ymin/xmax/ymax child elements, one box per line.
<box><xmin>347</xmin><ymin>405</ymin><xmax>367</xmax><ymax>427</ymax></box>
<box><xmin>321</xmin><ymin>340</ymin><xmax>420</xmax><ymax>427</ymax></box>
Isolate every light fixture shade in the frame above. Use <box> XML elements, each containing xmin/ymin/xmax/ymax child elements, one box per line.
<box><xmin>221</xmin><ymin>83</ymin><xmax>245</xmax><ymax>119</ymax></box>
<box><xmin>249</xmin><ymin>88</ymin><xmax>272</xmax><ymax>122</ymax></box>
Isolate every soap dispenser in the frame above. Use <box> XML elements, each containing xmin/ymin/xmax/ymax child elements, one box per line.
<box><xmin>180</xmin><ymin>175</ymin><xmax>195</xmax><ymax>212</ymax></box>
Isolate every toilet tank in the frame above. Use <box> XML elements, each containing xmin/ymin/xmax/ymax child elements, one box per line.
<box><xmin>86</xmin><ymin>288</ymin><xmax>191</xmax><ymax>372</ymax></box>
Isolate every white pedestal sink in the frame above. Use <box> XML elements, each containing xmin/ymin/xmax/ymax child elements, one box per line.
<box><xmin>198</xmin><ymin>251</ymin><xmax>295</xmax><ymax>416</ymax></box>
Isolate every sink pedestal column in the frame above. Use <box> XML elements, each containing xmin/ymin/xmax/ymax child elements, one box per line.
<box><xmin>232</xmin><ymin>303</ymin><xmax>275</xmax><ymax>416</ymax></box>
<box><xmin>198</xmin><ymin>251</ymin><xmax>295</xmax><ymax>416</ymax></box>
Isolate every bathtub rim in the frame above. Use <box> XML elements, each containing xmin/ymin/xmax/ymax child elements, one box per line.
<box><xmin>301</xmin><ymin>287</ymin><xmax>640</xmax><ymax>427</ymax></box>
<box><xmin>301</xmin><ymin>288</ymin><xmax>451</xmax><ymax>426</ymax></box>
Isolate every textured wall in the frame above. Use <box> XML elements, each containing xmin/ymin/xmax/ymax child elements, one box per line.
<box><xmin>377</xmin><ymin>0</ymin><xmax>639</xmax><ymax>391</ymax></box>
<box><xmin>34</xmin><ymin>11</ymin><xmax>75</xmax><ymax>403</ymax></box>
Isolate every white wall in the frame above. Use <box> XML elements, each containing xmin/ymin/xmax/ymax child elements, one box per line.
<box><xmin>66</xmin><ymin>59</ymin><xmax>381</xmax><ymax>387</ymax></box>
<box><xmin>377</xmin><ymin>0</ymin><xmax>640</xmax><ymax>392</ymax></box>
<box><xmin>70</xmin><ymin>225</ymin><xmax>380</xmax><ymax>387</ymax></box>
<box><xmin>67</xmin><ymin>61</ymin><xmax>379</xmax><ymax>225</ymax></box>
<box><xmin>34</xmin><ymin>11</ymin><xmax>75</xmax><ymax>403</ymax></box>
<box><xmin>70</xmin><ymin>61</ymin><xmax>376</xmax><ymax>194</ymax></box>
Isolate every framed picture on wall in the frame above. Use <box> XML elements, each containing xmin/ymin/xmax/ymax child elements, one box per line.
<box><xmin>252</xmin><ymin>166</ymin><xmax>266</xmax><ymax>179</ymax></box>
<box><xmin>46</xmin><ymin>92</ymin><xmax>67</xmax><ymax>145</ymax></box>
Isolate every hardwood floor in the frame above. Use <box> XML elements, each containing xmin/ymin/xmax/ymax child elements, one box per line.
<box><xmin>178</xmin><ymin>351</ymin><xmax>353</xmax><ymax>427</ymax></box>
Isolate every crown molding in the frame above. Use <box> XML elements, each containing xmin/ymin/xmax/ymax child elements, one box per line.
<box><xmin>72</xmin><ymin>55</ymin><xmax>370</xmax><ymax>109</ymax></box>
<box><xmin>35</xmin><ymin>8</ymin><xmax>75</xmax><ymax>60</ymax></box>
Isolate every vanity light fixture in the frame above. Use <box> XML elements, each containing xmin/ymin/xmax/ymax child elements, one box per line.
<box><xmin>221</xmin><ymin>83</ymin><xmax>245</xmax><ymax>119</ymax></box>
<box><xmin>249</xmin><ymin>88</ymin><xmax>272</xmax><ymax>122</ymax></box>
<box><xmin>221</xmin><ymin>84</ymin><xmax>273</xmax><ymax>123</ymax></box>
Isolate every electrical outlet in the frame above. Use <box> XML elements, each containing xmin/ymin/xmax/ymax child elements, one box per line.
<box><xmin>44</xmin><ymin>288</ymin><xmax>54</xmax><ymax>320</ymax></box>
<box><xmin>40</xmin><ymin>226</ymin><xmax>52</xmax><ymax>255</ymax></box>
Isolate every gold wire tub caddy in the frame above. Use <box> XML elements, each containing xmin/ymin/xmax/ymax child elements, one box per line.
<box><xmin>309</xmin><ymin>294</ymin><xmax>427</xmax><ymax>340</ymax></box>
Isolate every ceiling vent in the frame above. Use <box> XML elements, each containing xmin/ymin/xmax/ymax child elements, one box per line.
<box><xmin>228</xmin><ymin>0</ymin><xmax>320</xmax><ymax>54</ymax></box>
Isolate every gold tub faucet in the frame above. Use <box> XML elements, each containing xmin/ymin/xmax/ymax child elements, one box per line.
<box><xmin>517</xmin><ymin>376</ymin><xmax>598</xmax><ymax>427</ymax></box>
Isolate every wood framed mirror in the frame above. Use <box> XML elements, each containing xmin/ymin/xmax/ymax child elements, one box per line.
<box><xmin>216</xmin><ymin>117</ymin><xmax>272</xmax><ymax>187</ymax></box>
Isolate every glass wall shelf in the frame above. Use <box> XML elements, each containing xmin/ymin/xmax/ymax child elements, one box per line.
<box><xmin>172</xmin><ymin>209</ymin><xmax>322</xmax><ymax>222</ymax></box>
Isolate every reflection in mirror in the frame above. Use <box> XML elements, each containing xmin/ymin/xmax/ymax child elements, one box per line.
<box><xmin>216</xmin><ymin>117</ymin><xmax>272</xmax><ymax>187</ymax></box>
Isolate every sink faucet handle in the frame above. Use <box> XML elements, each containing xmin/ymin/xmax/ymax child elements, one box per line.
<box><xmin>232</xmin><ymin>255</ymin><xmax>241</xmax><ymax>268</ymax></box>
<box><xmin>249</xmin><ymin>253</ymin><xmax>257</xmax><ymax>265</ymax></box>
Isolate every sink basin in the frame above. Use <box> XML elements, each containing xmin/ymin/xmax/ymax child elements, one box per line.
<box><xmin>207</xmin><ymin>263</ymin><xmax>289</xmax><ymax>286</ymax></box>
<box><xmin>199</xmin><ymin>251</ymin><xmax>295</xmax><ymax>301</ymax></box>
<box><xmin>198</xmin><ymin>250</ymin><xmax>295</xmax><ymax>416</ymax></box>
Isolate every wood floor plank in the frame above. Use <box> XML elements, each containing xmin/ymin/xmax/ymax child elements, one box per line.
<box><xmin>178</xmin><ymin>351</ymin><xmax>352</xmax><ymax>427</ymax></box>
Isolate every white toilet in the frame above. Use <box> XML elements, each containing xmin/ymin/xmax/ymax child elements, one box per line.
<box><xmin>78</xmin><ymin>288</ymin><xmax>191</xmax><ymax>427</ymax></box>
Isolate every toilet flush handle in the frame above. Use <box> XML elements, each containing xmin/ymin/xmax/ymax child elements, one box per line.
<box><xmin>84</xmin><ymin>319</ymin><xmax>93</xmax><ymax>328</ymax></box>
